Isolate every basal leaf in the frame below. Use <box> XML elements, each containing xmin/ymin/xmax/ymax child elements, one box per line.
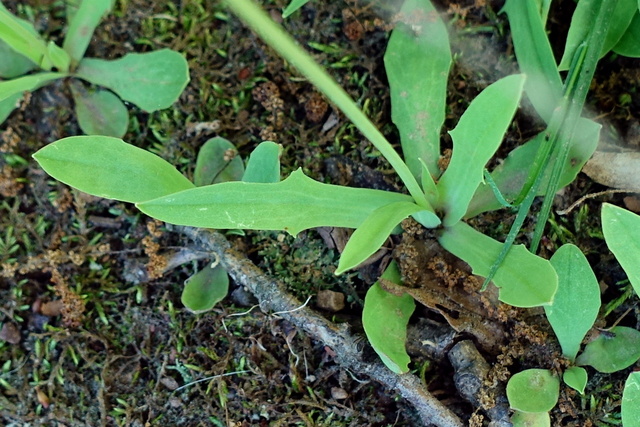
<box><xmin>0</xmin><ymin>92</ymin><xmax>21</xmax><ymax>124</ymax></box>
<box><xmin>613</xmin><ymin>11</ymin><xmax>640</xmax><ymax>58</ymax></box>
<box><xmin>181</xmin><ymin>263</ymin><xmax>229</xmax><ymax>314</ymax></box>
<box><xmin>511</xmin><ymin>410</ymin><xmax>551</xmax><ymax>427</ymax></box>
<box><xmin>0</xmin><ymin>40</ymin><xmax>35</xmax><ymax>78</ymax></box>
<box><xmin>467</xmin><ymin>118</ymin><xmax>600</xmax><ymax>217</ymax></box>
<box><xmin>545</xmin><ymin>244</ymin><xmax>600</xmax><ymax>361</ymax></box>
<box><xmin>336</xmin><ymin>201</ymin><xmax>424</xmax><ymax>275</ymax></box>
<box><xmin>438</xmin><ymin>221</ymin><xmax>557</xmax><ymax>307</ymax></box>
<box><xmin>137</xmin><ymin>169</ymin><xmax>413</xmax><ymax>236</ymax></box>
<box><xmin>602</xmin><ymin>203</ymin><xmax>640</xmax><ymax>296</ymax></box>
<box><xmin>63</xmin><ymin>0</ymin><xmax>113</xmax><ymax>65</ymax></box>
<box><xmin>0</xmin><ymin>72</ymin><xmax>66</xmax><ymax>103</ymax></box>
<box><xmin>503</xmin><ymin>0</ymin><xmax>563</xmax><ymax>122</ymax></box>
<box><xmin>576</xmin><ymin>326</ymin><xmax>640</xmax><ymax>373</ymax></box>
<box><xmin>194</xmin><ymin>137</ymin><xmax>244</xmax><ymax>186</ymax></box>
<box><xmin>242</xmin><ymin>141</ymin><xmax>281</xmax><ymax>183</ymax></box>
<box><xmin>0</xmin><ymin>7</ymin><xmax>50</xmax><ymax>69</ymax></box>
<box><xmin>563</xmin><ymin>366</ymin><xmax>588</xmax><ymax>394</ymax></box>
<box><xmin>506</xmin><ymin>369</ymin><xmax>560</xmax><ymax>413</ymax></box>
<box><xmin>71</xmin><ymin>82</ymin><xmax>129</xmax><ymax>137</ymax></box>
<box><xmin>623</xmin><ymin>372</ymin><xmax>640</xmax><ymax>427</ymax></box>
<box><xmin>384</xmin><ymin>0</ymin><xmax>451</xmax><ymax>178</ymax></box>
<box><xmin>437</xmin><ymin>74</ymin><xmax>525</xmax><ymax>226</ymax></box>
<box><xmin>76</xmin><ymin>49</ymin><xmax>189</xmax><ymax>112</ymax></box>
<box><xmin>33</xmin><ymin>135</ymin><xmax>195</xmax><ymax>203</ymax></box>
<box><xmin>362</xmin><ymin>261</ymin><xmax>415</xmax><ymax>374</ymax></box>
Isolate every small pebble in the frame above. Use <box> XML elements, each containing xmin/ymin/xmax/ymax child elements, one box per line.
<box><xmin>40</xmin><ymin>300</ymin><xmax>64</xmax><ymax>317</ymax></box>
<box><xmin>331</xmin><ymin>387</ymin><xmax>349</xmax><ymax>400</ymax></box>
<box><xmin>316</xmin><ymin>290</ymin><xmax>345</xmax><ymax>312</ymax></box>
<box><xmin>0</xmin><ymin>322</ymin><xmax>20</xmax><ymax>344</ymax></box>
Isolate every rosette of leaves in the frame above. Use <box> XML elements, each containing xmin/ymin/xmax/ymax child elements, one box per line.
<box><xmin>0</xmin><ymin>0</ymin><xmax>189</xmax><ymax>137</ymax></box>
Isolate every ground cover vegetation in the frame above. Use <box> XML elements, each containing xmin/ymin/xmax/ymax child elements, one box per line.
<box><xmin>1</xmin><ymin>0</ymin><xmax>640</xmax><ymax>425</ymax></box>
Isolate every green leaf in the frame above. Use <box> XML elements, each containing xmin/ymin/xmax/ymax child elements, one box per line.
<box><xmin>70</xmin><ymin>82</ymin><xmax>129</xmax><ymax>137</ymax></box>
<box><xmin>76</xmin><ymin>49</ymin><xmax>190</xmax><ymax>112</ymax></box>
<box><xmin>602</xmin><ymin>203</ymin><xmax>640</xmax><ymax>296</ymax></box>
<box><xmin>511</xmin><ymin>410</ymin><xmax>551</xmax><ymax>427</ymax></box>
<box><xmin>0</xmin><ymin>72</ymin><xmax>66</xmax><ymax>103</ymax></box>
<box><xmin>623</xmin><ymin>372</ymin><xmax>640</xmax><ymax>427</ymax></box>
<box><xmin>437</xmin><ymin>74</ymin><xmax>525</xmax><ymax>226</ymax></box>
<box><xmin>0</xmin><ymin>92</ymin><xmax>21</xmax><ymax>124</ymax></box>
<box><xmin>502</xmin><ymin>0</ymin><xmax>563</xmax><ymax>122</ymax></box>
<box><xmin>576</xmin><ymin>326</ymin><xmax>640</xmax><ymax>373</ymax></box>
<box><xmin>613</xmin><ymin>11</ymin><xmax>640</xmax><ymax>58</ymax></box>
<box><xmin>181</xmin><ymin>263</ymin><xmax>229</xmax><ymax>314</ymax></box>
<box><xmin>384</xmin><ymin>0</ymin><xmax>451</xmax><ymax>178</ymax></box>
<box><xmin>336</xmin><ymin>202</ymin><xmax>425</xmax><ymax>275</ymax></box>
<box><xmin>507</xmin><ymin>369</ymin><xmax>560</xmax><ymax>413</ymax></box>
<box><xmin>362</xmin><ymin>262</ymin><xmax>415</xmax><ymax>374</ymax></box>
<box><xmin>43</xmin><ymin>41</ymin><xmax>70</xmax><ymax>73</ymax></box>
<box><xmin>137</xmin><ymin>169</ymin><xmax>414</xmax><ymax>236</ymax></box>
<box><xmin>63</xmin><ymin>0</ymin><xmax>113</xmax><ymax>65</ymax></box>
<box><xmin>545</xmin><ymin>244</ymin><xmax>600</xmax><ymax>361</ymax></box>
<box><xmin>563</xmin><ymin>366</ymin><xmax>588</xmax><ymax>394</ymax></box>
<box><xmin>32</xmin><ymin>135</ymin><xmax>195</xmax><ymax>203</ymax></box>
<box><xmin>0</xmin><ymin>8</ymin><xmax>50</xmax><ymax>69</ymax></box>
<box><xmin>241</xmin><ymin>141</ymin><xmax>281</xmax><ymax>183</ymax></box>
<box><xmin>558</xmin><ymin>0</ymin><xmax>638</xmax><ymax>70</ymax></box>
<box><xmin>467</xmin><ymin>118</ymin><xmax>600</xmax><ymax>217</ymax></box>
<box><xmin>282</xmin><ymin>0</ymin><xmax>310</xmax><ymax>18</ymax></box>
<box><xmin>438</xmin><ymin>221</ymin><xmax>557</xmax><ymax>307</ymax></box>
<box><xmin>193</xmin><ymin>137</ymin><xmax>244</xmax><ymax>186</ymax></box>
<box><xmin>0</xmin><ymin>40</ymin><xmax>35</xmax><ymax>78</ymax></box>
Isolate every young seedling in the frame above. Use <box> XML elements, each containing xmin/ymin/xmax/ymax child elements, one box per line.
<box><xmin>0</xmin><ymin>0</ymin><xmax>189</xmax><ymax>137</ymax></box>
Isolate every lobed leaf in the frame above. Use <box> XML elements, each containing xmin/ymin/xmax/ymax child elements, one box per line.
<box><xmin>506</xmin><ymin>369</ymin><xmax>559</xmax><ymax>413</ymax></box>
<box><xmin>362</xmin><ymin>262</ymin><xmax>415</xmax><ymax>374</ymax></box>
<box><xmin>194</xmin><ymin>137</ymin><xmax>244</xmax><ymax>186</ymax></box>
<box><xmin>623</xmin><ymin>372</ymin><xmax>640</xmax><ymax>427</ymax></box>
<box><xmin>576</xmin><ymin>326</ymin><xmax>640</xmax><ymax>373</ymax></box>
<box><xmin>32</xmin><ymin>135</ymin><xmax>195</xmax><ymax>203</ymax></box>
<box><xmin>71</xmin><ymin>82</ymin><xmax>129</xmax><ymax>137</ymax></box>
<box><xmin>602</xmin><ymin>203</ymin><xmax>640</xmax><ymax>296</ymax></box>
<box><xmin>137</xmin><ymin>169</ymin><xmax>414</xmax><ymax>236</ymax></box>
<box><xmin>181</xmin><ymin>263</ymin><xmax>229</xmax><ymax>314</ymax></box>
<box><xmin>76</xmin><ymin>49</ymin><xmax>190</xmax><ymax>112</ymax></box>
<box><xmin>438</xmin><ymin>221</ymin><xmax>557</xmax><ymax>307</ymax></box>
<box><xmin>563</xmin><ymin>366</ymin><xmax>588</xmax><ymax>394</ymax></box>
<box><xmin>384</xmin><ymin>0</ymin><xmax>451</xmax><ymax>179</ymax></box>
<box><xmin>437</xmin><ymin>74</ymin><xmax>525</xmax><ymax>226</ymax></box>
<box><xmin>336</xmin><ymin>201</ymin><xmax>425</xmax><ymax>275</ymax></box>
<box><xmin>545</xmin><ymin>244</ymin><xmax>600</xmax><ymax>361</ymax></box>
<box><xmin>242</xmin><ymin>141</ymin><xmax>281</xmax><ymax>183</ymax></box>
<box><xmin>63</xmin><ymin>0</ymin><xmax>113</xmax><ymax>65</ymax></box>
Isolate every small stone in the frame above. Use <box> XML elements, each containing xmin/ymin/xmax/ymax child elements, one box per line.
<box><xmin>0</xmin><ymin>322</ymin><xmax>20</xmax><ymax>344</ymax></box>
<box><xmin>316</xmin><ymin>290</ymin><xmax>345</xmax><ymax>312</ymax></box>
<box><xmin>40</xmin><ymin>300</ymin><xmax>64</xmax><ymax>317</ymax></box>
<box><xmin>623</xmin><ymin>196</ymin><xmax>640</xmax><ymax>213</ymax></box>
<box><xmin>161</xmin><ymin>377</ymin><xmax>179</xmax><ymax>391</ymax></box>
<box><xmin>331</xmin><ymin>387</ymin><xmax>349</xmax><ymax>400</ymax></box>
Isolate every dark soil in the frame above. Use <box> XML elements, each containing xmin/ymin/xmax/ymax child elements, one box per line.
<box><xmin>1</xmin><ymin>0</ymin><xmax>639</xmax><ymax>426</ymax></box>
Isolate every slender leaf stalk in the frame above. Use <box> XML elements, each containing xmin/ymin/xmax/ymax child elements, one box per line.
<box><xmin>222</xmin><ymin>0</ymin><xmax>429</xmax><ymax>208</ymax></box>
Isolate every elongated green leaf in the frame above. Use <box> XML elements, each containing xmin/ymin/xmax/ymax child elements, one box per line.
<box><xmin>0</xmin><ymin>72</ymin><xmax>66</xmax><ymax>103</ymax></box>
<box><xmin>242</xmin><ymin>141</ymin><xmax>281</xmax><ymax>183</ymax></box>
<box><xmin>0</xmin><ymin>8</ymin><xmax>49</xmax><ymax>69</ymax></box>
<box><xmin>576</xmin><ymin>326</ymin><xmax>640</xmax><ymax>373</ymax></box>
<box><xmin>194</xmin><ymin>137</ymin><xmax>244</xmax><ymax>186</ymax></box>
<box><xmin>503</xmin><ymin>0</ymin><xmax>563</xmax><ymax>122</ymax></box>
<box><xmin>507</xmin><ymin>369</ymin><xmax>559</xmax><ymax>413</ymax></box>
<box><xmin>71</xmin><ymin>82</ymin><xmax>129</xmax><ymax>137</ymax></box>
<box><xmin>0</xmin><ymin>92</ymin><xmax>21</xmax><ymax>123</ymax></box>
<box><xmin>563</xmin><ymin>366</ymin><xmax>588</xmax><ymax>394</ymax></box>
<box><xmin>76</xmin><ymin>49</ymin><xmax>189</xmax><ymax>112</ymax></box>
<box><xmin>511</xmin><ymin>411</ymin><xmax>550</xmax><ymax>427</ymax></box>
<box><xmin>559</xmin><ymin>0</ymin><xmax>637</xmax><ymax>70</ymax></box>
<box><xmin>32</xmin><ymin>135</ymin><xmax>195</xmax><ymax>203</ymax></box>
<box><xmin>534</xmin><ymin>0</ymin><xmax>552</xmax><ymax>24</ymax></box>
<box><xmin>137</xmin><ymin>169</ymin><xmax>414</xmax><ymax>235</ymax></box>
<box><xmin>282</xmin><ymin>0</ymin><xmax>310</xmax><ymax>18</ymax></box>
<box><xmin>0</xmin><ymin>40</ymin><xmax>35</xmax><ymax>78</ymax></box>
<box><xmin>613</xmin><ymin>11</ymin><xmax>640</xmax><ymax>58</ymax></box>
<box><xmin>384</xmin><ymin>0</ymin><xmax>451</xmax><ymax>178</ymax></box>
<box><xmin>63</xmin><ymin>0</ymin><xmax>113</xmax><ymax>64</ymax></box>
<box><xmin>181</xmin><ymin>263</ymin><xmax>229</xmax><ymax>314</ymax></box>
<box><xmin>438</xmin><ymin>74</ymin><xmax>525</xmax><ymax>226</ymax></box>
<box><xmin>623</xmin><ymin>372</ymin><xmax>640</xmax><ymax>427</ymax></box>
<box><xmin>336</xmin><ymin>201</ymin><xmax>425</xmax><ymax>275</ymax></box>
<box><xmin>545</xmin><ymin>244</ymin><xmax>600</xmax><ymax>361</ymax></box>
<box><xmin>466</xmin><ymin>118</ymin><xmax>600</xmax><ymax>217</ymax></box>
<box><xmin>602</xmin><ymin>203</ymin><xmax>640</xmax><ymax>296</ymax></box>
<box><xmin>438</xmin><ymin>221</ymin><xmax>557</xmax><ymax>307</ymax></box>
<box><xmin>362</xmin><ymin>262</ymin><xmax>415</xmax><ymax>374</ymax></box>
